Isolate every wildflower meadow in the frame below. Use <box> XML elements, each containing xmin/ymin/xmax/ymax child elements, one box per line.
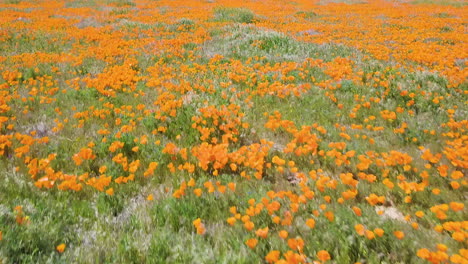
<box><xmin>0</xmin><ymin>0</ymin><xmax>466</xmax><ymax>263</ymax></box>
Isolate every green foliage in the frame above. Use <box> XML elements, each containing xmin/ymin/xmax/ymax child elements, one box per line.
<box><xmin>204</xmin><ymin>25</ymin><xmax>355</xmax><ymax>62</ymax></box>
<box><xmin>0</xmin><ymin>1</ymin><xmax>465</xmax><ymax>263</ymax></box>
<box><xmin>106</xmin><ymin>0</ymin><xmax>135</xmax><ymax>7</ymax></box>
<box><xmin>213</xmin><ymin>7</ymin><xmax>255</xmax><ymax>23</ymax></box>
<box><xmin>295</xmin><ymin>11</ymin><xmax>319</xmax><ymax>19</ymax></box>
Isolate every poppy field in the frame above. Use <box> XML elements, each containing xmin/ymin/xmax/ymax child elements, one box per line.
<box><xmin>0</xmin><ymin>0</ymin><xmax>467</xmax><ymax>263</ymax></box>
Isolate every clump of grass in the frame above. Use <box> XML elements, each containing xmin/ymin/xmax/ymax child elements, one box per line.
<box><xmin>213</xmin><ymin>7</ymin><xmax>255</xmax><ymax>23</ymax></box>
<box><xmin>439</xmin><ymin>26</ymin><xmax>453</xmax><ymax>32</ymax></box>
<box><xmin>106</xmin><ymin>0</ymin><xmax>135</xmax><ymax>7</ymax></box>
<box><xmin>64</xmin><ymin>0</ymin><xmax>98</xmax><ymax>8</ymax></box>
<box><xmin>203</xmin><ymin>26</ymin><xmax>355</xmax><ymax>62</ymax></box>
<box><xmin>6</xmin><ymin>0</ymin><xmax>21</xmax><ymax>4</ymax></box>
<box><xmin>177</xmin><ymin>18</ymin><xmax>195</xmax><ymax>26</ymax></box>
<box><xmin>109</xmin><ymin>7</ymin><xmax>131</xmax><ymax>16</ymax></box>
<box><xmin>411</xmin><ymin>0</ymin><xmax>467</xmax><ymax>6</ymax></box>
<box><xmin>433</xmin><ymin>12</ymin><xmax>455</xmax><ymax>18</ymax></box>
<box><xmin>295</xmin><ymin>11</ymin><xmax>319</xmax><ymax>19</ymax></box>
<box><xmin>164</xmin><ymin>18</ymin><xmax>197</xmax><ymax>32</ymax></box>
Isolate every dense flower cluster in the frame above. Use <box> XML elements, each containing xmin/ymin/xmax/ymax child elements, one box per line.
<box><xmin>0</xmin><ymin>0</ymin><xmax>466</xmax><ymax>262</ymax></box>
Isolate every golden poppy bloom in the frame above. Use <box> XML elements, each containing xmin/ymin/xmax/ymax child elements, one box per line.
<box><xmin>265</xmin><ymin>250</ymin><xmax>280</xmax><ymax>263</ymax></box>
<box><xmin>393</xmin><ymin>231</ymin><xmax>405</xmax><ymax>240</ymax></box>
<box><xmin>246</xmin><ymin>238</ymin><xmax>258</xmax><ymax>249</ymax></box>
<box><xmin>278</xmin><ymin>230</ymin><xmax>288</xmax><ymax>239</ymax></box>
<box><xmin>2</xmin><ymin>0</ymin><xmax>466</xmax><ymax>262</ymax></box>
<box><xmin>56</xmin><ymin>243</ymin><xmax>66</xmax><ymax>253</ymax></box>
<box><xmin>317</xmin><ymin>250</ymin><xmax>331</xmax><ymax>261</ymax></box>
<box><xmin>355</xmin><ymin>224</ymin><xmax>365</xmax><ymax>236</ymax></box>
<box><xmin>255</xmin><ymin>227</ymin><xmax>269</xmax><ymax>239</ymax></box>
<box><xmin>306</xmin><ymin>218</ymin><xmax>315</xmax><ymax>229</ymax></box>
<box><xmin>374</xmin><ymin>228</ymin><xmax>384</xmax><ymax>237</ymax></box>
<box><xmin>193</xmin><ymin>218</ymin><xmax>206</xmax><ymax>235</ymax></box>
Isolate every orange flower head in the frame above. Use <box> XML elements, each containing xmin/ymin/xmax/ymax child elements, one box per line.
<box><xmin>265</xmin><ymin>250</ymin><xmax>280</xmax><ymax>263</ymax></box>
<box><xmin>255</xmin><ymin>227</ymin><xmax>269</xmax><ymax>239</ymax></box>
<box><xmin>56</xmin><ymin>243</ymin><xmax>66</xmax><ymax>253</ymax></box>
<box><xmin>246</xmin><ymin>238</ymin><xmax>258</xmax><ymax>249</ymax></box>
<box><xmin>317</xmin><ymin>250</ymin><xmax>331</xmax><ymax>261</ymax></box>
<box><xmin>393</xmin><ymin>231</ymin><xmax>404</xmax><ymax>240</ymax></box>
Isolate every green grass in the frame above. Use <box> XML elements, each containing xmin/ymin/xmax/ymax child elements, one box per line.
<box><xmin>106</xmin><ymin>0</ymin><xmax>135</xmax><ymax>7</ymax></box>
<box><xmin>213</xmin><ymin>7</ymin><xmax>256</xmax><ymax>24</ymax></box>
<box><xmin>202</xmin><ymin>25</ymin><xmax>355</xmax><ymax>62</ymax></box>
<box><xmin>411</xmin><ymin>0</ymin><xmax>467</xmax><ymax>6</ymax></box>
<box><xmin>0</xmin><ymin>1</ymin><xmax>466</xmax><ymax>263</ymax></box>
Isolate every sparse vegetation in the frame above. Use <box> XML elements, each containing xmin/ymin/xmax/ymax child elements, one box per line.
<box><xmin>213</xmin><ymin>7</ymin><xmax>256</xmax><ymax>23</ymax></box>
